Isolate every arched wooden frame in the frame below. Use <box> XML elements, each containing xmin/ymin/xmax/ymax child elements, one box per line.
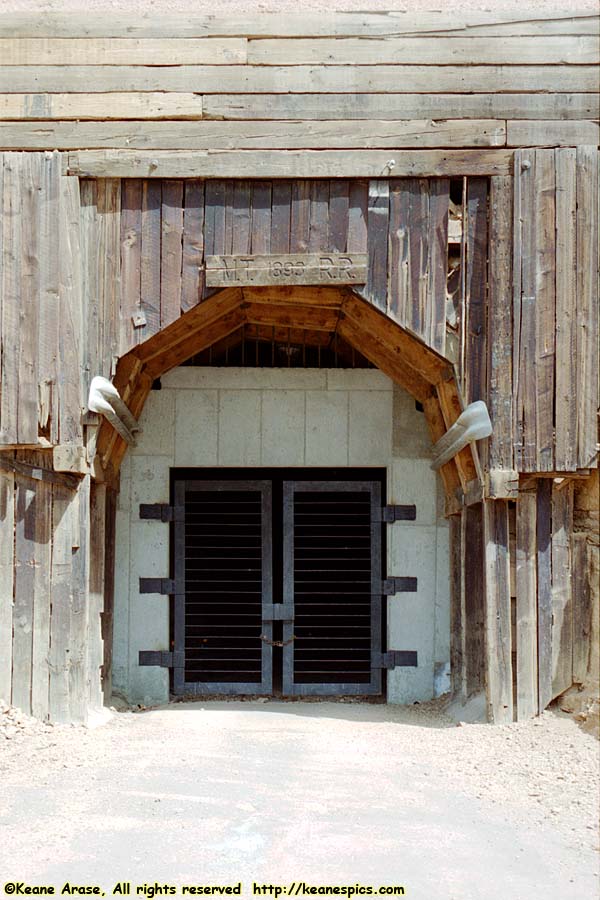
<box><xmin>95</xmin><ymin>286</ymin><xmax>481</xmax><ymax>512</ymax></box>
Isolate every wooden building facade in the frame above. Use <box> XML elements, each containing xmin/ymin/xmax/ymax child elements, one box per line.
<box><xmin>0</xmin><ymin>8</ymin><xmax>598</xmax><ymax>723</ymax></box>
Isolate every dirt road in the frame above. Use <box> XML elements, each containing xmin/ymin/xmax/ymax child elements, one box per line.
<box><xmin>0</xmin><ymin>701</ymin><xmax>598</xmax><ymax>900</ymax></box>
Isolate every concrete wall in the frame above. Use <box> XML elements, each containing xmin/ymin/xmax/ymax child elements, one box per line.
<box><xmin>113</xmin><ymin>367</ymin><xmax>450</xmax><ymax>706</ymax></box>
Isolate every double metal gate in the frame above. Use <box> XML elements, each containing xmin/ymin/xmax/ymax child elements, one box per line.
<box><xmin>169</xmin><ymin>478</ymin><xmax>383</xmax><ymax>697</ymax></box>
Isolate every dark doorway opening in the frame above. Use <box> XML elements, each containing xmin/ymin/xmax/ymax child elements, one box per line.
<box><xmin>170</xmin><ymin>468</ymin><xmax>386</xmax><ymax>698</ymax></box>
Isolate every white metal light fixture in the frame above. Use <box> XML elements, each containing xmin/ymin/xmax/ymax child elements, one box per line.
<box><xmin>431</xmin><ymin>400</ymin><xmax>492</xmax><ymax>470</ymax></box>
<box><xmin>87</xmin><ymin>376</ymin><xmax>141</xmax><ymax>446</ymax></box>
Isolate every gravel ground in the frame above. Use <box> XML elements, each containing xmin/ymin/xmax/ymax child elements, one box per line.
<box><xmin>0</xmin><ymin>698</ymin><xmax>598</xmax><ymax>900</ymax></box>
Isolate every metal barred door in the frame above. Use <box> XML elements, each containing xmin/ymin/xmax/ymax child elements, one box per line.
<box><xmin>173</xmin><ymin>480</ymin><xmax>273</xmax><ymax>695</ymax></box>
<box><xmin>282</xmin><ymin>481</ymin><xmax>382</xmax><ymax>696</ymax></box>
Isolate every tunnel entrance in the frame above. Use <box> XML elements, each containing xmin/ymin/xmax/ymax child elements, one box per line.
<box><xmin>170</xmin><ymin>468</ymin><xmax>386</xmax><ymax>698</ymax></box>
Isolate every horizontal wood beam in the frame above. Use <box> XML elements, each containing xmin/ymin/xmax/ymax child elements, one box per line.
<box><xmin>64</xmin><ymin>149</ymin><xmax>514</xmax><ymax>179</ymax></box>
<box><xmin>1</xmin><ymin>119</ymin><xmax>506</xmax><ymax>151</ymax></box>
<box><xmin>507</xmin><ymin>120</ymin><xmax>600</xmax><ymax>147</ymax></box>
<box><xmin>242</xmin><ymin>302</ymin><xmax>341</xmax><ymax>332</ymax></box>
<box><xmin>241</xmin><ymin>286</ymin><xmax>346</xmax><ymax>308</ymax></box>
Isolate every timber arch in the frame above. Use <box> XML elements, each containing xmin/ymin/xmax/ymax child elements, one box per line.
<box><xmin>97</xmin><ymin>286</ymin><xmax>478</xmax><ymax>510</ymax></box>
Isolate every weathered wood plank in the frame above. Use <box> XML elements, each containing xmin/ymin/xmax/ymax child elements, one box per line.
<box><xmin>1</xmin><ymin>11</ymin><xmax>596</xmax><ymax>38</ymax></box>
<box><xmin>69</xmin><ymin>475</ymin><xmax>90</xmax><ymax>723</ymax></box>
<box><xmin>251</xmin><ymin>181</ymin><xmax>272</xmax><ymax>255</ymax></box>
<box><xmin>0</xmin><ymin>119</ymin><xmax>507</xmax><ymax>150</ymax></box>
<box><xmin>0</xmin><ymin>38</ymin><xmax>248</xmax><ymax>65</ymax></box>
<box><xmin>507</xmin><ymin>120</ymin><xmax>600</xmax><ymax>147</ymax></box>
<box><xmin>203</xmin><ymin>92</ymin><xmax>600</xmax><ymax>121</ymax></box>
<box><xmin>58</xmin><ymin>175</ymin><xmax>84</xmax><ymax>444</ymax></box>
<box><xmin>31</xmin><ymin>474</ymin><xmax>51</xmax><ymax>720</ymax></box>
<box><xmin>0</xmin><ymin>92</ymin><xmax>205</xmax><ymax>120</ymax></box>
<box><xmin>487</xmin><ymin>175</ymin><xmax>514</xmax><ymax>473</ymax></box>
<box><xmin>449</xmin><ymin>514</ymin><xmax>465</xmax><ymax>699</ymax></box>
<box><xmin>308</xmin><ymin>180</ymin><xmax>329</xmax><ymax>253</ymax></box>
<box><xmin>347</xmin><ymin>181</ymin><xmax>368</xmax><ymax>253</ymax></box>
<box><xmin>537</xmin><ymin>479</ymin><xmax>553</xmax><ymax>712</ymax></box>
<box><xmin>572</xmin><ymin>533</ymin><xmax>594</xmax><ymax>684</ymax></box>
<box><xmin>99</xmin><ymin>178</ymin><xmax>121</xmax><ymax>379</ymax></box>
<box><xmin>49</xmin><ymin>484</ymin><xmax>73</xmax><ymax>723</ymax></box>
<box><xmin>328</xmin><ymin>180</ymin><xmax>349</xmax><ymax>253</ymax></box>
<box><xmin>181</xmin><ymin>179</ymin><xmax>205</xmax><ymax>313</ymax></box>
<box><xmin>3</xmin><ymin>64</ymin><xmax>597</xmax><ymax>94</ymax></box>
<box><xmin>139</xmin><ymin>179</ymin><xmax>162</xmax><ymax>339</ymax></box>
<box><xmin>12</xmin><ymin>474</ymin><xmax>36</xmax><ymax>713</ymax></box>
<box><xmin>80</xmin><ymin>179</ymin><xmax>100</xmax><ymax>408</ymax></box>
<box><xmin>551</xmin><ymin>483</ymin><xmax>574</xmax><ymax>699</ymax></box>
<box><xmin>484</xmin><ymin>500</ymin><xmax>513</xmax><ymax>723</ymax></box>
<box><xmin>65</xmin><ymin>149</ymin><xmax>513</xmax><ymax>179</ymax></box>
<box><xmin>119</xmin><ymin>179</ymin><xmax>142</xmax><ymax>354</ymax></box>
<box><xmin>515</xmin><ymin>489</ymin><xmax>538</xmax><ymax>718</ymax></box>
<box><xmin>88</xmin><ymin>482</ymin><xmax>106</xmax><ymax>709</ymax></box>
<box><xmin>576</xmin><ymin>146</ymin><xmax>599</xmax><ymax>469</ymax></box>
<box><xmin>243</xmin><ymin>302</ymin><xmax>340</xmax><ymax>333</ymax></box>
<box><xmin>0</xmin><ymin>154</ymin><xmax>20</xmax><ymax>445</ymax></box>
<box><xmin>289</xmin><ymin>180</ymin><xmax>310</xmax><ymax>253</ymax></box>
<box><xmin>427</xmin><ymin>178</ymin><xmax>449</xmax><ymax>354</ymax></box>
<box><xmin>534</xmin><ymin>150</ymin><xmax>556</xmax><ymax>472</ymax></box>
<box><xmin>464</xmin><ymin>503</ymin><xmax>485</xmax><ymax>698</ymax></box>
<box><xmin>17</xmin><ymin>153</ymin><xmax>40</xmax><ymax>444</ymax></box>
<box><xmin>465</xmin><ymin>178</ymin><xmax>488</xmax><ymax>405</ymax></box>
<box><xmin>160</xmin><ymin>180</ymin><xmax>184</xmax><ymax>329</ymax></box>
<box><xmin>271</xmin><ymin>180</ymin><xmax>292</xmax><ymax>255</ymax></box>
<box><xmin>248</xmin><ymin>36</ymin><xmax>597</xmax><ymax>65</ymax></box>
<box><xmin>363</xmin><ymin>180</ymin><xmax>389</xmax><ymax>313</ymax></box>
<box><xmin>0</xmin><ymin>470</ymin><xmax>14</xmax><ymax>702</ymax></box>
<box><xmin>515</xmin><ymin>150</ymin><xmax>537</xmax><ymax>472</ymax></box>
<box><xmin>554</xmin><ymin>149</ymin><xmax>578</xmax><ymax>472</ymax></box>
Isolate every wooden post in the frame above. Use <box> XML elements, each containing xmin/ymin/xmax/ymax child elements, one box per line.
<box><xmin>88</xmin><ymin>481</ymin><xmax>107</xmax><ymax>709</ymax></box>
<box><xmin>0</xmin><ymin>469</ymin><xmax>15</xmax><ymax>702</ymax></box>
<box><xmin>516</xmin><ymin>490</ymin><xmax>538</xmax><ymax>718</ymax></box>
<box><xmin>49</xmin><ymin>484</ymin><xmax>74</xmax><ymax>723</ymax></box>
<box><xmin>536</xmin><ymin>479</ymin><xmax>553</xmax><ymax>711</ymax></box>
<box><xmin>449</xmin><ymin>514</ymin><xmax>465</xmax><ymax>700</ymax></box>
<box><xmin>483</xmin><ymin>499</ymin><xmax>513</xmax><ymax>723</ymax></box>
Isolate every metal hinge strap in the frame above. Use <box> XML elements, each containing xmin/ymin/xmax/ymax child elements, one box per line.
<box><xmin>378</xmin><ymin>504</ymin><xmax>417</xmax><ymax>523</ymax></box>
<box><xmin>139</xmin><ymin>577</ymin><xmax>177</xmax><ymax>595</ymax></box>
<box><xmin>139</xmin><ymin>503</ymin><xmax>185</xmax><ymax>522</ymax></box>
<box><xmin>382</xmin><ymin>577</ymin><xmax>418</xmax><ymax>594</ymax></box>
<box><xmin>138</xmin><ymin>650</ymin><xmax>185</xmax><ymax>669</ymax></box>
<box><xmin>372</xmin><ymin>651</ymin><xmax>418</xmax><ymax>669</ymax></box>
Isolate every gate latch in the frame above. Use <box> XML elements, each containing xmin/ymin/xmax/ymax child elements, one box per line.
<box><xmin>139</xmin><ymin>503</ymin><xmax>184</xmax><ymax>522</ymax></box>
<box><xmin>262</xmin><ymin>604</ymin><xmax>295</xmax><ymax>622</ymax></box>
<box><xmin>378</xmin><ymin>505</ymin><xmax>417</xmax><ymax>523</ymax></box>
<box><xmin>372</xmin><ymin>651</ymin><xmax>418</xmax><ymax>669</ymax></box>
<box><xmin>139</xmin><ymin>650</ymin><xmax>185</xmax><ymax>668</ymax></box>
<box><xmin>382</xmin><ymin>577</ymin><xmax>418</xmax><ymax>594</ymax></box>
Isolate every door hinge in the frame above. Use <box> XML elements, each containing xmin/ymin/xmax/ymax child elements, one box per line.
<box><xmin>139</xmin><ymin>577</ymin><xmax>177</xmax><ymax>595</ymax></box>
<box><xmin>262</xmin><ymin>604</ymin><xmax>295</xmax><ymax>621</ymax></box>
<box><xmin>139</xmin><ymin>503</ymin><xmax>185</xmax><ymax>522</ymax></box>
<box><xmin>382</xmin><ymin>577</ymin><xmax>418</xmax><ymax>594</ymax></box>
<box><xmin>372</xmin><ymin>650</ymin><xmax>418</xmax><ymax>669</ymax></box>
<box><xmin>139</xmin><ymin>650</ymin><xmax>185</xmax><ymax>668</ymax></box>
<box><xmin>378</xmin><ymin>505</ymin><xmax>417</xmax><ymax>523</ymax></box>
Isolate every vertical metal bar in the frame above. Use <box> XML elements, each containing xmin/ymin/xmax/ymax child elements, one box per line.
<box><xmin>173</xmin><ymin>479</ymin><xmax>186</xmax><ymax>694</ymax></box>
<box><xmin>370</xmin><ymin>482</ymin><xmax>383</xmax><ymax>694</ymax></box>
<box><xmin>261</xmin><ymin>482</ymin><xmax>273</xmax><ymax>694</ymax></box>
<box><xmin>282</xmin><ymin>481</ymin><xmax>296</xmax><ymax>695</ymax></box>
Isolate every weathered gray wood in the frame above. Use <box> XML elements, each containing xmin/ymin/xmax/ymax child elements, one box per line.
<box><xmin>119</xmin><ymin>179</ymin><xmax>142</xmax><ymax>354</ymax></box>
<box><xmin>507</xmin><ymin>120</ymin><xmax>600</xmax><ymax>147</ymax></box>
<box><xmin>160</xmin><ymin>180</ymin><xmax>184</xmax><ymax>328</ymax></box>
<box><xmin>250</xmin><ymin>181</ymin><xmax>272</xmax><ymax>255</ymax></box>
<box><xmin>181</xmin><ymin>179</ymin><xmax>204</xmax><ymax>312</ymax></box>
<box><xmin>515</xmin><ymin>150</ymin><xmax>537</xmax><ymax>472</ymax></box>
<box><xmin>248</xmin><ymin>36</ymin><xmax>597</xmax><ymax>65</ymax></box>
<box><xmin>533</xmin><ymin>150</ymin><xmax>556</xmax><ymax>472</ymax></box>
<box><xmin>88</xmin><ymin>482</ymin><xmax>106</xmax><ymax>709</ymax></box>
<box><xmin>551</xmin><ymin>483</ymin><xmax>574</xmax><ymax>699</ymax></box>
<box><xmin>69</xmin><ymin>476</ymin><xmax>90</xmax><ymax>723</ymax></box>
<box><xmin>0</xmin><ymin>154</ymin><xmax>20</xmax><ymax>445</ymax></box>
<box><xmin>203</xmin><ymin>92</ymin><xmax>600</xmax><ymax>121</ymax></box>
<box><xmin>2</xmin><ymin>64</ymin><xmax>596</xmax><ymax>94</ymax></box>
<box><xmin>487</xmin><ymin>175</ymin><xmax>514</xmax><ymax>473</ymax></box>
<box><xmin>290</xmin><ymin>180</ymin><xmax>311</xmax><ymax>253</ymax></box>
<box><xmin>140</xmin><ymin>180</ymin><xmax>161</xmax><ymax>339</ymax></box>
<box><xmin>0</xmin><ymin>92</ymin><xmax>205</xmax><ymax>120</ymax></box>
<box><xmin>0</xmin><ymin>119</ymin><xmax>507</xmax><ymax>151</ymax></box>
<box><xmin>58</xmin><ymin>175</ymin><xmax>84</xmax><ymax>444</ymax></box>
<box><xmin>12</xmin><ymin>474</ymin><xmax>36</xmax><ymax>713</ymax></box>
<box><xmin>464</xmin><ymin>503</ymin><xmax>485</xmax><ymax>698</ymax></box>
<box><xmin>99</xmin><ymin>178</ymin><xmax>121</xmax><ymax>379</ymax></box>
<box><xmin>271</xmin><ymin>181</ymin><xmax>292</xmax><ymax>255</ymax></box>
<box><xmin>449</xmin><ymin>514</ymin><xmax>465</xmax><ymax>700</ymax></box>
<box><xmin>0</xmin><ymin>38</ymin><xmax>248</xmax><ymax>65</ymax></box>
<box><xmin>328</xmin><ymin>180</ymin><xmax>349</xmax><ymax>253</ymax></box>
<box><xmin>537</xmin><ymin>479</ymin><xmax>553</xmax><ymax>711</ymax></box>
<box><xmin>49</xmin><ymin>485</ymin><xmax>73</xmax><ymax>723</ymax></box>
<box><xmin>1</xmin><ymin>11</ymin><xmax>596</xmax><ymax>38</ymax></box>
<box><xmin>572</xmin><ymin>533</ymin><xmax>594</xmax><ymax>683</ymax></box>
<box><xmin>206</xmin><ymin>253</ymin><xmax>367</xmax><ymax>287</ymax></box>
<box><xmin>0</xmin><ymin>469</ymin><xmax>14</xmax><ymax>702</ymax></box>
<box><xmin>231</xmin><ymin>180</ymin><xmax>251</xmax><ymax>256</ymax></box>
<box><xmin>18</xmin><ymin>153</ymin><xmax>40</xmax><ymax>445</ymax></box>
<box><xmin>427</xmin><ymin>179</ymin><xmax>449</xmax><ymax>354</ymax></box>
<box><xmin>364</xmin><ymin>180</ymin><xmax>389</xmax><ymax>313</ymax></box>
<box><xmin>31</xmin><ymin>475</ymin><xmax>51</xmax><ymax>720</ymax></box>
<box><xmin>554</xmin><ymin>149</ymin><xmax>578</xmax><ymax>472</ymax></box>
<box><xmin>346</xmin><ymin>180</ymin><xmax>368</xmax><ymax>254</ymax></box>
<box><xmin>308</xmin><ymin>181</ymin><xmax>329</xmax><ymax>254</ymax></box>
<box><xmin>516</xmin><ymin>490</ymin><xmax>538</xmax><ymax>718</ymax></box>
<box><xmin>576</xmin><ymin>146</ymin><xmax>599</xmax><ymax>469</ymax></box>
<box><xmin>465</xmin><ymin>178</ymin><xmax>488</xmax><ymax>405</ymax></box>
<box><xmin>65</xmin><ymin>149</ymin><xmax>513</xmax><ymax>179</ymax></box>
<box><xmin>484</xmin><ymin>500</ymin><xmax>513</xmax><ymax>723</ymax></box>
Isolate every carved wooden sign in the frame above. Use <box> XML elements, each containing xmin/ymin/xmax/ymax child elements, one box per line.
<box><xmin>205</xmin><ymin>253</ymin><xmax>367</xmax><ymax>287</ymax></box>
